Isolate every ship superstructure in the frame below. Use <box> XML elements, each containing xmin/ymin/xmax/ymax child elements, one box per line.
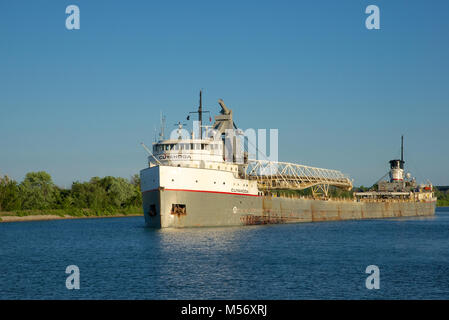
<box><xmin>354</xmin><ymin>136</ymin><xmax>435</xmax><ymax>202</ymax></box>
<box><xmin>140</xmin><ymin>93</ymin><xmax>436</xmax><ymax>228</ymax></box>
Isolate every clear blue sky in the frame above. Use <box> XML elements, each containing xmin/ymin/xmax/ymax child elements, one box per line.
<box><xmin>1</xmin><ymin>0</ymin><xmax>448</xmax><ymax>187</ymax></box>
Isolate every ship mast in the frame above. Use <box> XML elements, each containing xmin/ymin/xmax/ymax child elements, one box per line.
<box><xmin>199</xmin><ymin>90</ymin><xmax>203</xmax><ymax>139</ymax></box>
<box><xmin>401</xmin><ymin>135</ymin><xmax>404</xmax><ymax>168</ymax></box>
<box><xmin>187</xmin><ymin>90</ymin><xmax>210</xmax><ymax>140</ymax></box>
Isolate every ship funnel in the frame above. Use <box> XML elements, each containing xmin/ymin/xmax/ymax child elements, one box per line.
<box><xmin>388</xmin><ymin>136</ymin><xmax>405</xmax><ymax>182</ymax></box>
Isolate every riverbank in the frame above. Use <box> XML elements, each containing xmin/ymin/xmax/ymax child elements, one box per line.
<box><xmin>0</xmin><ymin>208</ymin><xmax>143</xmax><ymax>223</ymax></box>
<box><xmin>0</xmin><ymin>214</ymin><xmax>143</xmax><ymax>223</ymax></box>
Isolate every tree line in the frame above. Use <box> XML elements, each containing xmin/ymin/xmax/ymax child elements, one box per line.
<box><xmin>434</xmin><ymin>187</ymin><xmax>449</xmax><ymax>207</ymax></box>
<box><xmin>1</xmin><ymin>171</ymin><xmax>448</xmax><ymax>213</ymax></box>
<box><xmin>0</xmin><ymin>171</ymin><xmax>142</xmax><ymax>213</ymax></box>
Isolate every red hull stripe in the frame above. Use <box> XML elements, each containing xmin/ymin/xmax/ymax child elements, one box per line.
<box><xmin>143</xmin><ymin>188</ymin><xmax>260</xmax><ymax>197</ymax></box>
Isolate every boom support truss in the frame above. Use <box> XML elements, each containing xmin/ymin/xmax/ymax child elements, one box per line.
<box><xmin>245</xmin><ymin>160</ymin><xmax>352</xmax><ymax>197</ymax></box>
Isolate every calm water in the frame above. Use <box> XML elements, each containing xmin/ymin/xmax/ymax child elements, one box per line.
<box><xmin>1</xmin><ymin>208</ymin><xmax>449</xmax><ymax>300</ymax></box>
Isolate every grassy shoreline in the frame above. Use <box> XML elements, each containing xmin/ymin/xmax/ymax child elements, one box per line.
<box><xmin>0</xmin><ymin>208</ymin><xmax>143</xmax><ymax>223</ymax></box>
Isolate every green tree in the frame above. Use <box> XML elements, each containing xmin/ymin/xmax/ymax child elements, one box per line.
<box><xmin>435</xmin><ymin>187</ymin><xmax>449</xmax><ymax>207</ymax></box>
<box><xmin>98</xmin><ymin>176</ymin><xmax>135</xmax><ymax>208</ymax></box>
<box><xmin>71</xmin><ymin>180</ymin><xmax>108</xmax><ymax>209</ymax></box>
<box><xmin>130</xmin><ymin>174</ymin><xmax>140</xmax><ymax>187</ymax></box>
<box><xmin>127</xmin><ymin>174</ymin><xmax>142</xmax><ymax>207</ymax></box>
<box><xmin>0</xmin><ymin>175</ymin><xmax>21</xmax><ymax>211</ymax></box>
<box><xmin>19</xmin><ymin>171</ymin><xmax>59</xmax><ymax>209</ymax></box>
<box><xmin>56</xmin><ymin>188</ymin><xmax>75</xmax><ymax>209</ymax></box>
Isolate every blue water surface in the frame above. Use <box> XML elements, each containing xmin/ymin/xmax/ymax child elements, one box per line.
<box><xmin>1</xmin><ymin>207</ymin><xmax>448</xmax><ymax>299</ymax></box>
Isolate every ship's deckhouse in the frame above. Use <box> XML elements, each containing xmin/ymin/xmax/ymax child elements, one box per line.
<box><xmin>141</xmin><ymin>94</ymin><xmax>259</xmax><ymax>200</ymax></box>
<box><xmin>150</xmin><ymin>138</ymin><xmax>243</xmax><ymax>175</ymax></box>
<box><xmin>152</xmin><ymin>139</ymin><xmax>223</xmax><ymax>162</ymax></box>
<box><xmin>147</xmin><ymin>93</ymin><xmax>246</xmax><ymax>174</ymax></box>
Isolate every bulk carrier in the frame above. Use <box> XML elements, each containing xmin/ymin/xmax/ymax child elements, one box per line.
<box><xmin>140</xmin><ymin>93</ymin><xmax>436</xmax><ymax>228</ymax></box>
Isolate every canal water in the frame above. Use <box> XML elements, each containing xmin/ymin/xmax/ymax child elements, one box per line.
<box><xmin>1</xmin><ymin>207</ymin><xmax>448</xmax><ymax>299</ymax></box>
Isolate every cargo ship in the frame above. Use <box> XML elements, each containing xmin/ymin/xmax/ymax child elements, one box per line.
<box><xmin>140</xmin><ymin>93</ymin><xmax>436</xmax><ymax>228</ymax></box>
